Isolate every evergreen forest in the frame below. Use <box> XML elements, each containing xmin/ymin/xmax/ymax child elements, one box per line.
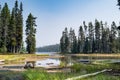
<box><xmin>60</xmin><ymin>20</ymin><xmax>120</xmax><ymax>53</ymax></box>
<box><xmin>0</xmin><ymin>1</ymin><xmax>36</xmax><ymax>54</ymax></box>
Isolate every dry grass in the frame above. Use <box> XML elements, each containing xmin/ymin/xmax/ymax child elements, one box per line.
<box><xmin>74</xmin><ymin>53</ymin><xmax>120</xmax><ymax>58</ymax></box>
<box><xmin>0</xmin><ymin>54</ymin><xmax>50</xmax><ymax>64</ymax></box>
<box><xmin>0</xmin><ymin>53</ymin><xmax>120</xmax><ymax>64</ymax></box>
<box><xmin>0</xmin><ymin>53</ymin><xmax>64</xmax><ymax>63</ymax></box>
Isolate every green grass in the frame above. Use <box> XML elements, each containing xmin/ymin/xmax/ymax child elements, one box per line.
<box><xmin>80</xmin><ymin>74</ymin><xmax>120</xmax><ymax>80</ymax></box>
<box><xmin>0</xmin><ymin>63</ymin><xmax>119</xmax><ymax>80</ymax></box>
<box><xmin>0</xmin><ymin>71</ymin><xmax>24</xmax><ymax>80</ymax></box>
<box><xmin>22</xmin><ymin>63</ymin><xmax>120</xmax><ymax>80</ymax></box>
<box><xmin>23</xmin><ymin>69</ymin><xmax>74</xmax><ymax>80</ymax></box>
<box><xmin>0</xmin><ymin>54</ymin><xmax>49</xmax><ymax>64</ymax></box>
<box><xmin>0</xmin><ymin>54</ymin><xmax>120</xmax><ymax>80</ymax></box>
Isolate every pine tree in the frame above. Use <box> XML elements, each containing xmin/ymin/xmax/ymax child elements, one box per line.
<box><xmin>16</xmin><ymin>2</ymin><xmax>23</xmax><ymax>53</ymax></box>
<box><xmin>77</xmin><ymin>38</ymin><xmax>81</xmax><ymax>53</ymax></box>
<box><xmin>72</xmin><ymin>35</ymin><xmax>78</xmax><ymax>53</ymax></box>
<box><xmin>117</xmin><ymin>0</ymin><xmax>120</xmax><ymax>9</ymax></box>
<box><xmin>60</xmin><ymin>33</ymin><xmax>64</xmax><ymax>53</ymax></box>
<box><xmin>83</xmin><ymin>21</ymin><xmax>88</xmax><ymax>43</ymax></box>
<box><xmin>117</xmin><ymin>0</ymin><xmax>120</xmax><ymax>53</ymax></box>
<box><xmin>94</xmin><ymin>19</ymin><xmax>101</xmax><ymax>53</ymax></box>
<box><xmin>117</xmin><ymin>27</ymin><xmax>120</xmax><ymax>52</ymax></box>
<box><xmin>78</xmin><ymin>26</ymin><xmax>85</xmax><ymax>53</ymax></box>
<box><xmin>26</xmin><ymin>13</ymin><xmax>37</xmax><ymax>54</ymax></box>
<box><xmin>60</xmin><ymin>28</ymin><xmax>69</xmax><ymax>53</ymax></box>
<box><xmin>69</xmin><ymin>28</ymin><xmax>77</xmax><ymax>53</ymax></box>
<box><xmin>88</xmin><ymin>22</ymin><xmax>94</xmax><ymax>53</ymax></box>
<box><xmin>109</xmin><ymin>22</ymin><xmax>117</xmax><ymax>53</ymax></box>
<box><xmin>106</xmin><ymin>28</ymin><xmax>111</xmax><ymax>53</ymax></box>
<box><xmin>83</xmin><ymin>37</ymin><xmax>90</xmax><ymax>53</ymax></box>
<box><xmin>0</xmin><ymin>3</ymin><xmax>10</xmax><ymax>53</ymax></box>
<box><xmin>0</xmin><ymin>5</ymin><xmax>2</xmax><ymax>49</ymax></box>
<box><xmin>100</xmin><ymin>21</ymin><xmax>104</xmax><ymax>53</ymax></box>
<box><xmin>8</xmin><ymin>8</ymin><xmax>16</xmax><ymax>53</ymax></box>
<box><xmin>14</xmin><ymin>0</ymin><xmax>23</xmax><ymax>53</ymax></box>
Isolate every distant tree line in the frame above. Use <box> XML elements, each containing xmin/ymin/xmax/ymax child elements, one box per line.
<box><xmin>36</xmin><ymin>44</ymin><xmax>60</xmax><ymax>52</ymax></box>
<box><xmin>0</xmin><ymin>1</ymin><xmax>36</xmax><ymax>54</ymax></box>
<box><xmin>60</xmin><ymin>20</ymin><xmax>120</xmax><ymax>53</ymax></box>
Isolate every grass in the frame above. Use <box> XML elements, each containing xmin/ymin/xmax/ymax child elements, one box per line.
<box><xmin>74</xmin><ymin>53</ymin><xmax>120</xmax><ymax>59</ymax></box>
<box><xmin>23</xmin><ymin>69</ymin><xmax>77</xmax><ymax>80</ymax></box>
<box><xmin>0</xmin><ymin>53</ymin><xmax>120</xmax><ymax>80</ymax></box>
<box><xmin>71</xmin><ymin>63</ymin><xmax>111</xmax><ymax>74</ymax></box>
<box><xmin>0</xmin><ymin>53</ymin><xmax>120</xmax><ymax>63</ymax></box>
<box><xmin>0</xmin><ymin>54</ymin><xmax>49</xmax><ymax>64</ymax></box>
<box><xmin>80</xmin><ymin>73</ymin><xmax>120</xmax><ymax>80</ymax></box>
<box><xmin>22</xmin><ymin>63</ymin><xmax>120</xmax><ymax>80</ymax></box>
<box><xmin>1</xmin><ymin>64</ymin><xmax>119</xmax><ymax>80</ymax></box>
<box><xmin>0</xmin><ymin>71</ymin><xmax>24</xmax><ymax>80</ymax></box>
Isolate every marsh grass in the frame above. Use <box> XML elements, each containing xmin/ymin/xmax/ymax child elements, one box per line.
<box><xmin>0</xmin><ymin>71</ymin><xmax>24</xmax><ymax>80</ymax></box>
<box><xmin>23</xmin><ymin>69</ymin><xmax>70</xmax><ymax>80</ymax></box>
<box><xmin>22</xmin><ymin>63</ymin><xmax>120</xmax><ymax>80</ymax></box>
<box><xmin>81</xmin><ymin>73</ymin><xmax>120</xmax><ymax>80</ymax></box>
<box><xmin>0</xmin><ymin>54</ymin><xmax>49</xmax><ymax>64</ymax></box>
<box><xmin>0</xmin><ymin>54</ymin><xmax>120</xmax><ymax>80</ymax></box>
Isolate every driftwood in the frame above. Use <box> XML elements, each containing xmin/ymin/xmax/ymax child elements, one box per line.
<box><xmin>65</xmin><ymin>69</ymin><xmax>112</xmax><ymax>80</ymax></box>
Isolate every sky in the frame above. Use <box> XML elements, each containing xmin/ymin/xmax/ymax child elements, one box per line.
<box><xmin>0</xmin><ymin>0</ymin><xmax>120</xmax><ymax>47</ymax></box>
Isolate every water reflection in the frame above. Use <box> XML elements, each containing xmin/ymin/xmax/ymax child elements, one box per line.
<box><xmin>35</xmin><ymin>58</ymin><xmax>60</xmax><ymax>67</ymax></box>
<box><xmin>36</xmin><ymin>52</ymin><xmax>59</xmax><ymax>56</ymax></box>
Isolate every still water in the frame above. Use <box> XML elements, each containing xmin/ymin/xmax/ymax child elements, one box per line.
<box><xmin>32</xmin><ymin>52</ymin><xmax>120</xmax><ymax>67</ymax></box>
<box><xmin>36</xmin><ymin>52</ymin><xmax>59</xmax><ymax>56</ymax></box>
<box><xmin>35</xmin><ymin>52</ymin><xmax>61</xmax><ymax>67</ymax></box>
<box><xmin>35</xmin><ymin>58</ymin><xmax>60</xmax><ymax>67</ymax></box>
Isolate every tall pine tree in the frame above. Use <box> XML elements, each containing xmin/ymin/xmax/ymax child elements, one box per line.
<box><xmin>14</xmin><ymin>1</ymin><xmax>23</xmax><ymax>53</ymax></box>
<box><xmin>0</xmin><ymin>3</ymin><xmax>10</xmax><ymax>53</ymax></box>
<box><xmin>78</xmin><ymin>26</ymin><xmax>85</xmax><ymax>53</ymax></box>
<box><xmin>60</xmin><ymin>28</ymin><xmax>69</xmax><ymax>53</ymax></box>
<box><xmin>94</xmin><ymin>19</ymin><xmax>101</xmax><ymax>53</ymax></box>
<box><xmin>8</xmin><ymin>8</ymin><xmax>16</xmax><ymax>53</ymax></box>
<box><xmin>26</xmin><ymin>13</ymin><xmax>37</xmax><ymax>54</ymax></box>
<box><xmin>88</xmin><ymin>22</ymin><xmax>94</xmax><ymax>53</ymax></box>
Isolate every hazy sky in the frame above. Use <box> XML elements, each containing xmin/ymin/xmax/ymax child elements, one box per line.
<box><xmin>0</xmin><ymin>0</ymin><xmax>120</xmax><ymax>47</ymax></box>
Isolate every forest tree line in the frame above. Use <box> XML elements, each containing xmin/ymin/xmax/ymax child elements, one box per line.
<box><xmin>60</xmin><ymin>20</ymin><xmax>120</xmax><ymax>54</ymax></box>
<box><xmin>0</xmin><ymin>1</ymin><xmax>36</xmax><ymax>54</ymax></box>
<box><xmin>36</xmin><ymin>44</ymin><xmax>60</xmax><ymax>52</ymax></box>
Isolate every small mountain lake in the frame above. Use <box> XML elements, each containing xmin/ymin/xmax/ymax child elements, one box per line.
<box><xmin>33</xmin><ymin>52</ymin><xmax>61</xmax><ymax>67</ymax></box>
<box><xmin>36</xmin><ymin>52</ymin><xmax>60</xmax><ymax>56</ymax></box>
<box><xmin>34</xmin><ymin>52</ymin><xmax>120</xmax><ymax>67</ymax></box>
<box><xmin>35</xmin><ymin>58</ymin><xmax>60</xmax><ymax>67</ymax></box>
<box><xmin>1</xmin><ymin>52</ymin><xmax>120</xmax><ymax>69</ymax></box>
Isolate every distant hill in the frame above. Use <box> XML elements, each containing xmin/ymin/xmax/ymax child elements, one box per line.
<box><xmin>36</xmin><ymin>44</ymin><xmax>60</xmax><ymax>52</ymax></box>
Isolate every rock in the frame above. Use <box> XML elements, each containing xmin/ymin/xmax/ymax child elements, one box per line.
<box><xmin>24</xmin><ymin>63</ymin><xmax>34</xmax><ymax>69</ymax></box>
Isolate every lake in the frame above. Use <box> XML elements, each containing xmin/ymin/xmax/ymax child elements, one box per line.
<box><xmin>36</xmin><ymin>52</ymin><xmax>60</xmax><ymax>56</ymax></box>
<box><xmin>35</xmin><ymin>52</ymin><xmax>61</xmax><ymax>67</ymax></box>
<box><xmin>35</xmin><ymin>52</ymin><xmax>120</xmax><ymax>67</ymax></box>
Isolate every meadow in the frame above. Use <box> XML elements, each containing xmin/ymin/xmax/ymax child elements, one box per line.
<box><xmin>0</xmin><ymin>53</ymin><xmax>120</xmax><ymax>80</ymax></box>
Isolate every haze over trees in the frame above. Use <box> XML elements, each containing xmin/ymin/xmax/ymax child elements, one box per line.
<box><xmin>60</xmin><ymin>20</ymin><xmax>120</xmax><ymax>54</ymax></box>
<box><xmin>36</xmin><ymin>44</ymin><xmax>60</xmax><ymax>52</ymax></box>
<box><xmin>0</xmin><ymin>1</ymin><xmax>36</xmax><ymax>54</ymax></box>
